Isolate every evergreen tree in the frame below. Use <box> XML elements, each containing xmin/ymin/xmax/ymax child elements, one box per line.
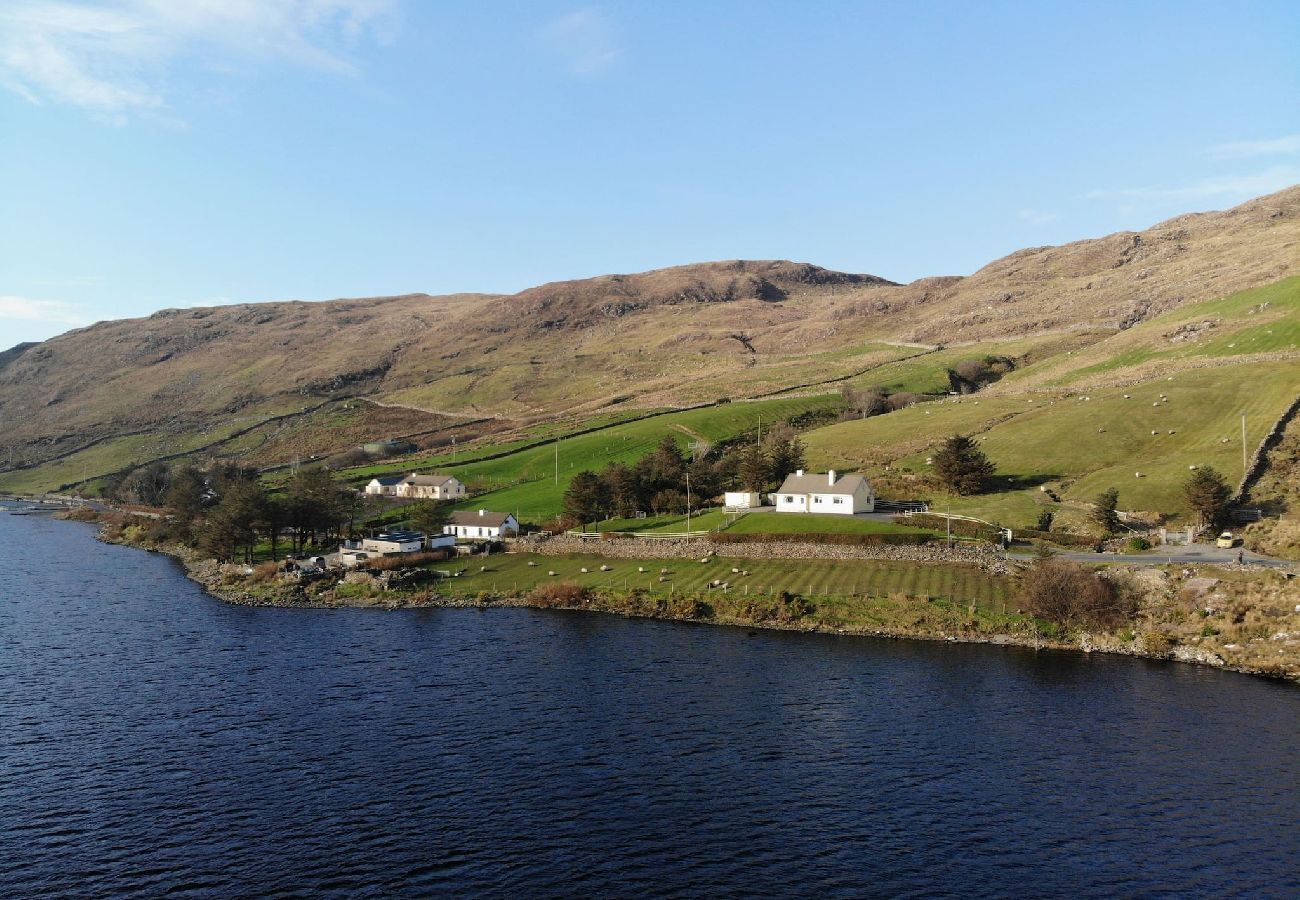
<box><xmin>164</xmin><ymin>465</ymin><xmax>207</xmax><ymax>522</ymax></box>
<box><xmin>764</xmin><ymin>425</ymin><xmax>806</xmax><ymax>483</ymax></box>
<box><xmin>1090</xmin><ymin>487</ymin><xmax>1121</xmax><ymax>534</ymax></box>
<box><xmin>932</xmin><ymin>434</ymin><xmax>996</xmax><ymax>495</ymax></box>
<box><xmin>600</xmin><ymin>462</ymin><xmax>643</xmax><ymax>517</ymax></box>
<box><xmin>200</xmin><ymin>479</ymin><xmax>267</xmax><ymax>563</ymax></box>
<box><xmin>563</xmin><ymin>471</ymin><xmax>608</xmax><ymax>526</ymax></box>
<box><xmin>1183</xmin><ymin>466</ymin><xmax>1232</xmax><ymax>527</ymax></box>
<box><xmin>409</xmin><ymin>499</ymin><xmax>452</xmax><ymax>540</ymax></box>
<box><xmin>737</xmin><ymin>445</ymin><xmax>770</xmax><ymax>492</ymax></box>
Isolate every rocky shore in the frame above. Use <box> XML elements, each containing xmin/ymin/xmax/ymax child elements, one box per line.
<box><xmin>83</xmin><ymin>519</ymin><xmax>1299</xmax><ymax>683</ymax></box>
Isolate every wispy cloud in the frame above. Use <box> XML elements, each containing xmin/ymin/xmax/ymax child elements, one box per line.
<box><xmin>0</xmin><ymin>0</ymin><xmax>396</xmax><ymax>119</ymax></box>
<box><xmin>1206</xmin><ymin>134</ymin><xmax>1300</xmax><ymax>160</ymax></box>
<box><xmin>538</xmin><ymin>7</ymin><xmax>620</xmax><ymax>75</ymax></box>
<box><xmin>0</xmin><ymin>295</ymin><xmax>92</xmax><ymax>327</ymax></box>
<box><xmin>1084</xmin><ymin>166</ymin><xmax>1300</xmax><ymax>203</ymax></box>
<box><xmin>1017</xmin><ymin>209</ymin><xmax>1059</xmax><ymax>226</ymax></box>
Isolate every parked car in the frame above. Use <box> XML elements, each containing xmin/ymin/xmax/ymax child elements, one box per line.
<box><xmin>1216</xmin><ymin>531</ymin><xmax>1238</xmax><ymax>548</ymax></box>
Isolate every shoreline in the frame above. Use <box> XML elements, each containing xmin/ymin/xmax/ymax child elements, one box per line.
<box><xmin>77</xmin><ymin>518</ymin><xmax>1297</xmax><ymax>684</ymax></box>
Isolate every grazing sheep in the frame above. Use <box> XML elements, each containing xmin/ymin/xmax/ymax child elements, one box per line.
<box><xmin>732</xmin><ymin>567</ymin><xmax>741</xmax><ymax>574</ymax></box>
<box><xmin>1123</xmin><ymin>394</ymin><xmax>1131</xmax><ymax>399</ymax></box>
<box><xmin>1151</xmin><ymin>430</ymin><xmax>1158</xmax><ymax>435</ymax></box>
<box><xmin>527</xmin><ymin>560</ymin><xmax>537</xmax><ymax>567</ymax></box>
<box><xmin>1135</xmin><ymin>472</ymin><xmax>1144</xmax><ymax>478</ymax></box>
<box><xmin>1098</xmin><ymin>428</ymin><xmax>1105</xmax><ymax>433</ymax></box>
<box><xmin>580</xmin><ymin>567</ymin><xmax>589</xmax><ymax>573</ymax></box>
<box><xmin>660</xmin><ymin>568</ymin><xmax>669</xmax><ymax>575</ymax></box>
<box><xmin>600</xmin><ymin>564</ymin><xmax>611</xmax><ymax>571</ymax></box>
<box><xmin>548</xmin><ymin>571</ymin><xmax>558</xmax><ymax>576</ymax></box>
<box><xmin>638</xmin><ymin>566</ymin><xmax>646</xmax><ymax>573</ymax></box>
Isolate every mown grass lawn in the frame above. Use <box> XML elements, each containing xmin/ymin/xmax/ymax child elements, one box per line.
<box><xmin>433</xmin><ymin>551</ymin><xmax>1011</xmax><ymax>611</ymax></box>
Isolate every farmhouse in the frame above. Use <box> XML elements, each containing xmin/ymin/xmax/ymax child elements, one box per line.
<box><xmin>396</xmin><ymin>473</ymin><xmax>466</xmax><ymax>500</ymax></box>
<box><xmin>364</xmin><ymin>472</ymin><xmax>467</xmax><ymax>499</ymax></box>
<box><xmin>445</xmin><ymin>510</ymin><xmax>519</xmax><ymax>539</ymax></box>
<box><xmin>364</xmin><ymin>476</ymin><xmax>405</xmax><ymax>496</ymax></box>
<box><xmin>774</xmin><ymin>469</ymin><xmax>874</xmax><ymax>515</ymax></box>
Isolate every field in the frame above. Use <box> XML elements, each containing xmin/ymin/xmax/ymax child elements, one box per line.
<box><xmin>804</xmin><ymin>358</ymin><xmax>1300</xmax><ymax>527</ymax></box>
<box><xmin>425</xmin><ymin>551</ymin><xmax>1010</xmax><ymax>610</ymax></box>
<box><xmin>368</xmin><ymin>394</ymin><xmax>842</xmax><ymax>522</ymax></box>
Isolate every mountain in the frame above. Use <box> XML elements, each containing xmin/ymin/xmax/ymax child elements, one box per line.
<box><xmin>2</xmin><ymin>186</ymin><xmax>1297</xmax><ymax>483</ymax></box>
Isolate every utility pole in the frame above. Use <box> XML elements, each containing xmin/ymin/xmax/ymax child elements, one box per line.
<box><xmin>947</xmin><ymin>500</ymin><xmax>952</xmax><ymax>550</ymax></box>
<box><xmin>451</xmin><ymin>435</ymin><xmax>456</xmax><ymax>463</ymax></box>
<box><xmin>686</xmin><ymin>471</ymin><xmax>692</xmax><ymax>534</ymax></box>
<box><xmin>554</xmin><ymin>438</ymin><xmax>559</xmax><ymax>485</ymax></box>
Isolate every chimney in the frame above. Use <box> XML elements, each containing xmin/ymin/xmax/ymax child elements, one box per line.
<box><xmin>478</xmin><ymin>509</ymin><xmax>486</xmax><ymax>516</ymax></box>
<box><xmin>795</xmin><ymin>469</ymin><xmax>804</xmax><ymax>477</ymax></box>
<box><xmin>828</xmin><ymin>470</ymin><xmax>836</xmax><ymax>485</ymax></box>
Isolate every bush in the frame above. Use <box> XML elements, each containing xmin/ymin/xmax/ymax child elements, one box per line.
<box><xmin>362</xmin><ymin>550</ymin><xmax>449</xmax><ymax>572</ymax></box>
<box><xmin>904</xmin><ymin>514</ymin><xmax>999</xmax><ymax>542</ymax></box>
<box><xmin>1126</xmin><ymin>537</ymin><xmax>1152</xmax><ymax>552</ymax></box>
<box><xmin>529</xmin><ymin>582</ymin><xmax>592</xmax><ymax>608</ymax></box>
<box><xmin>1018</xmin><ymin>558</ymin><xmax>1135</xmax><ymax>629</ymax></box>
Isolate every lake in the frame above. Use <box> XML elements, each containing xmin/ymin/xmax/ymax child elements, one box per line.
<box><xmin>1</xmin><ymin>510</ymin><xmax>1297</xmax><ymax>897</ymax></box>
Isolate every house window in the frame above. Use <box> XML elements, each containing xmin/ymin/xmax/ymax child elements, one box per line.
<box><xmin>833</xmin><ymin>497</ymin><xmax>843</xmax><ymax>504</ymax></box>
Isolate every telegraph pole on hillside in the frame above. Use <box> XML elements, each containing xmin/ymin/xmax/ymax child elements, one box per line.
<box><xmin>555</xmin><ymin>438</ymin><xmax>559</xmax><ymax>485</ymax></box>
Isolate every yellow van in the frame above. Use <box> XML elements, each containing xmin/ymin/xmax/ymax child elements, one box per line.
<box><xmin>1216</xmin><ymin>531</ymin><xmax>1237</xmax><ymax>548</ymax></box>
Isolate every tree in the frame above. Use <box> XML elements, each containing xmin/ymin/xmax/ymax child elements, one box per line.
<box><xmin>1183</xmin><ymin>466</ymin><xmax>1232</xmax><ymax>527</ymax></box>
<box><xmin>1035</xmin><ymin>509</ymin><xmax>1055</xmax><ymax>532</ymax></box>
<box><xmin>563</xmin><ymin>471</ymin><xmax>608</xmax><ymax>526</ymax></box>
<box><xmin>840</xmin><ymin>384</ymin><xmax>890</xmax><ymax>419</ymax></box>
<box><xmin>651</xmin><ymin>488</ymin><xmax>687</xmax><ymax>515</ymax></box>
<box><xmin>286</xmin><ymin>467</ymin><xmax>348</xmax><ymax>550</ymax></box>
<box><xmin>636</xmin><ymin>436</ymin><xmax>687</xmax><ymax>496</ymax></box>
<box><xmin>686</xmin><ymin>456</ymin><xmax>720</xmax><ymax>504</ymax></box>
<box><xmin>1090</xmin><ymin>487</ymin><xmax>1120</xmax><ymax>535</ymax></box>
<box><xmin>200</xmin><ymin>479</ymin><xmax>267</xmax><ymax>563</ymax></box>
<box><xmin>737</xmin><ymin>446</ymin><xmax>770</xmax><ymax>492</ymax></box>
<box><xmin>409</xmin><ymin>499</ymin><xmax>452</xmax><ymax>539</ymax></box>
<box><xmin>600</xmin><ymin>462</ymin><xmax>643</xmax><ymax>517</ymax></box>
<box><xmin>932</xmin><ymin>434</ymin><xmax>996</xmax><ymax>495</ymax></box>
<box><xmin>1018</xmin><ymin>558</ymin><xmax>1133</xmax><ymax>629</ymax></box>
<box><xmin>164</xmin><ymin>465</ymin><xmax>207</xmax><ymax>522</ymax></box>
<box><xmin>764</xmin><ymin>425</ymin><xmax>806</xmax><ymax>483</ymax></box>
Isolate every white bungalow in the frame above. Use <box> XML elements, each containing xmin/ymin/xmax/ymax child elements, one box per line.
<box><xmin>724</xmin><ymin>491</ymin><xmax>763</xmax><ymax>509</ymax></box>
<box><xmin>364</xmin><ymin>476</ymin><xmax>405</xmax><ymax>496</ymax></box>
<box><xmin>396</xmin><ymin>473</ymin><xmax>466</xmax><ymax>500</ymax></box>
<box><xmin>445</xmin><ymin>510</ymin><xmax>519</xmax><ymax>539</ymax></box>
<box><xmin>773</xmin><ymin>470</ymin><xmax>874</xmax><ymax>515</ymax></box>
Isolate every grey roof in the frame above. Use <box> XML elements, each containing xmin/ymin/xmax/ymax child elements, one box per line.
<box><xmin>449</xmin><ymin>511</ymin><xmax>515</xmax><ymax>527</ymax></box>
<box><xmin>372</xmin><ymin>476</ymin><xmax>404</xmax><ymax>485</ymax></box>
<box><xmin>776</xmin><ymin>472</ymin><xmax>869</xmax><ymax>496</ymax></box>
<box><xmin>404</xmin><ymin>473</ymin><xmax>456</xmax><ymax>486</ymax></box>
<box><xmin>374</xmin><ymin>530</ymin><xmax>424</xmax><ymax>542</ymax></box>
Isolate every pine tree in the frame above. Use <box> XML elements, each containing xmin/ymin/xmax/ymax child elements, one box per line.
<box><xmin>1090</xmin><ymin>487</ymin><xmax>1120</xmax><ymax>534</ymax></box>
<box><xmin>932</xmin><ymin>434</ymin><xmax>996</xmax><ymax>495</ymax></box>
<box><xmin>409</xmin><ymin>499</ymin><xmax>452</xmax><ymax>541</ymax></box>
<box><xmin>563</xmin><ymin>471</ymin><xmax>608</xmax><ymax>526</ymax></box>
<box><xmin>737</xmin><ymin>446</ymin><xmax>770</xmax><ymax>492</ymax></box>
<box><xmin>1183</xmin><ymin>466</ymin><xmax>1232</xmax><ymax>527</ymax></box>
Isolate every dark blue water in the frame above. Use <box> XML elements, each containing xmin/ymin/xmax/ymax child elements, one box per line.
<box><xmin>2</xmin><ymin>511</ymin><xmax>1298</xmax><ymax>898</ymax></box>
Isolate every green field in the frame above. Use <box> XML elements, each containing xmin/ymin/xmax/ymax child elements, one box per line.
<box><xmin>370</xmin><ymin>394</ymin><xmax>842</xmax><ymax>522</ymax></box>
<box><xmin>429</xmin><ymin>551</ymin><xmax>1009</xmax><ymax>609</ymax></box>
<box><xmin>805</xmin><ymin>358</ymin><xmax>1300</xmax><ymax>526</ymax></box>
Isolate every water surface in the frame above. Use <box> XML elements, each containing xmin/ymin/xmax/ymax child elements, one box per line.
<box><xmin>1</xmin><ymin>511</ymin><xmax>1297</xmax><ymax>897</ymax></box>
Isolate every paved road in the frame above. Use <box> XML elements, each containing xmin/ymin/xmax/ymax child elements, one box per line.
<box><xmin>1010</xmin><ymin>544</ymin><xmax>1297</xmax><ymax>571</ymax></box>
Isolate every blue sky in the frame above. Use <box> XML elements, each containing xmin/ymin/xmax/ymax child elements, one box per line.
<box><xmin>2</xmin><ymin>0</ymin><xmax>1298</xmax><ymax>347</ymax></box>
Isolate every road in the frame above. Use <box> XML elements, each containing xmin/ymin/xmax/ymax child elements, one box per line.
<box><xmin>1010</xmin><ymin>544</ymin><xmax>1297</xmax><ymax>571</ymax></box>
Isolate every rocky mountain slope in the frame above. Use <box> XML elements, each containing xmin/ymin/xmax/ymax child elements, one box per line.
<box><xmin>2</xmin><ymin>187</ymin><xmax>1297</xmax><ymax>476</ymax></box>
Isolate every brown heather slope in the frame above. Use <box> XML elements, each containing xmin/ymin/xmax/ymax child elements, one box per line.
<box><xmin>1</xmin><ymin>187</ymin><xmax>1297</xmax><ymax>474</ymax></box>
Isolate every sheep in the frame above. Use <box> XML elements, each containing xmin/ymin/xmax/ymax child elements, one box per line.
<box><xmin>600</xmin><ymin>564</ymin><xmax>611</xmax><ymax>571</ymax></box>
<box><xmin>1123</xmin><ymin>394</ymin><xmax>1131</xmax><ymax>399</ymax></box>
<box><xmin>1168</xmin><ymin>430</ymin><xmax>1176</xmax><ymax>435</ymax></box>
<box><xmin>1098</xmin><ymin>428</ymin><xmax>1106</xmax><ymax>433</ymax></box>
<box><xmin>732</xmin><ymin>567</ymin><xmax>741</xmax><ymax>574</ymax></box>
<box><xmin>548</xmin><ymin>570</ymin><xmax>558</xmax><ymax>576</ymax></box>
<box><xmin>527</xmin><ymin>560</ymin><xmax>537</xmax><ymax>567</ymax></box>
<box><xmin>638</xmin><ymin>566</ymin><xmax>646</xmax><ymax>573</ymax></box>
<box><xmin>1135</xmin><ymin>472</ymin><xmax>1144</xmax><ymax>478</ymax></box>
<box><xmin>1151</xmin><ymin>430</ymin><xmax>1158</xmax><ymax>435</ymax></box>
<box><xmin>580</xmin><ymin>567</ymin><xmax>589</xmax><ymax>573</ymax></box>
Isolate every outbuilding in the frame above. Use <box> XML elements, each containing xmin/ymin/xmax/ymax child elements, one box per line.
<box><xmin>724</xmin><ymin>491</ymin><xmax>763</xmax><ymax>509</ymax></box>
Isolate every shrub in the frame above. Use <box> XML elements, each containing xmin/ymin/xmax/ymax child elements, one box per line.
<box><xmin>1018</xmin><ymin>558</ymin><xmax>1135</xmax><ymax>629</ymax></box>
<box><xmin>1035</xmin><ymin>510</ymin><xmax>1055</xmax><ymax>532</ymax></box>
<box><xmin>362</xmin><ymin>550</ymin><xmax>448</xmax><ymax>572</ymax></box>
<box><xmin>1126</xmin><ymin>537</ymin><xmax>1152</xmax><ymax>552</ymax></box>
<box><xmin>529</xmin><ymin>582</ymin><xmax>592</xmax><ymax>608</ymax></box>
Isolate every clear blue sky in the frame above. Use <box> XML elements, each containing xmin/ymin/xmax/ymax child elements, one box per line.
<box><xmin>3</xmin><ymin>0</ymin><xmax>1298</xmax><ymax>346</ymax></box>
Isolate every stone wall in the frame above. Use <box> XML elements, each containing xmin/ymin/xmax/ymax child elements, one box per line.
<box><xmin>515</xmin><ymin>534</ymin><xmax>1009</xmax><ymax>574</ymax></box>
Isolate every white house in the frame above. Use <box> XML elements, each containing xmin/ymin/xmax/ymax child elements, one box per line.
<box><xmin>364</xmin><ymin>476</ymin><xmax>405</xmax><ymax>496</ymax></box>
<box><xmin>445</xmin><ymin>510</ymin><xmax>519</xmax><ymax>539</ymax></box>
<box><xmin>364</xmin><ymin>473</ymin><xmax>467</xmax><ymax>499</ymax></box>
<box><xmin>724</xmin><ymin>491</ymin><xmax>763</xmax><ymax>509</ymax></box>
<box><xmin>397</xmin><ymin>474</ymin><xmax>466</xmax><ymax>500</ymax></box>
<box><xmin>773</xmin><ymin>470</ymin><xmax>873</xmax><ymax>515</ymax></box>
